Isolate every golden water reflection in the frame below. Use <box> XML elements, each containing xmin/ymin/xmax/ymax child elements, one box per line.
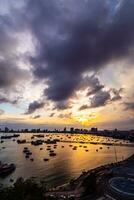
<box><xmin>0</xmin><ymin>133</ymin><xmax>133</xmax><ymax>188</ymax></box>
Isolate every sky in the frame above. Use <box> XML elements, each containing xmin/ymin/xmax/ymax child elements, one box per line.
<box><xmin>0</xmin><ymin>0</ymin><xmax>134</xmax><ymax>130</ymax></box>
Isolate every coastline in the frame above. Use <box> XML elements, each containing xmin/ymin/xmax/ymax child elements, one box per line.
<box><xmin>45</xmin><ymin>153</ymin><xmax>134</xmax><ymax>199</ymax></box>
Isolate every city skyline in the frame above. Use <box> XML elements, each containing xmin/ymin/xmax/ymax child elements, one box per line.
<box><xmin>0</xmin><ymin>0</ymin><xmax>134</xmax><ymax>130</ymax></box>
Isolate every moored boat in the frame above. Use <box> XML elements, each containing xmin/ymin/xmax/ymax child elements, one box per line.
<box><xmin>0</xmin><ymin>163</ymin><xmax>16</xmax><ymax>177</ymax></box>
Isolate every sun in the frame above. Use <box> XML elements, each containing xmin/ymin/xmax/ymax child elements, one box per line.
<box><xmin>73</xmin><ymin>113</ymin><xmax>96</xmax><ymax>127</ymax></box>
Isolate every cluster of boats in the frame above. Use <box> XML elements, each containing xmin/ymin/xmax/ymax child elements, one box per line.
<box><xmin>31</xmin><ymin>139</ymin><xmax>59</xmax><ymax>146</ymax></box>
<box><xmin>17</xmin><ymin>139</ymin><xmax>26</xmax><ymax>144</ymax></box>
<box><xmin>23</xmin><ymin>147</ymin><xmax>33</xmax><ymax>160</ymax></box>
<box><xmin>22</xmin><ymin>144</ymin><xmax>57</xmax><ymax>162</ymax></box>
<box><xmin>0</xmin><ymin>133</ymin><xmax>114</xmax><ymax>180</ymax></box>
<box><xmin>1</xmin><ymin>134</ymin><xmax>20</xmax><ymax>140</ymax></box>
<box><xmin>0</xmin><ymin>162</ymin><xmax>16</xmax><ymax>177</ymax></box>
<box><xmin>31</xmin><ymin>140</ymin><xmax>44</xmax><ymax>146</ymax></box>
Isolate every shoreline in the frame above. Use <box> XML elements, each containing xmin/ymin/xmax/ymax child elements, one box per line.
<box><xmin>45</xmin><ymin>153</ymin><xmax>134</xmax><ymax>199</ymax></box>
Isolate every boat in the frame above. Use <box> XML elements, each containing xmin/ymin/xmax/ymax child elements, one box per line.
<box><xmin>23</xmin><ymin>148</ymin><xmax>32</xmax><ymax>155</ymax></box>
<box><xmin>23</xmin><ymin>149</ymin><xmax>28</xmax><ymax>153</ymax></box>
<box><xmin>49</xmin><ymin>152</ymin><xmax>56</xmax><ymax>157</ymax></box>
<box><xmin>49</xmin><ymin>150</ymin><xmax>54</xmax><ymax>153</ymax></box>
<box><xmin>26</xmin><ymin>151</ymin><xmax>32</xmax><ymax>156</ymax></box>
<box><xmin>83</xmin><ymin>146</ymin><xmax>87</xmax><ymax>148</ymax></box>
<box><xmin>45</xmin><ymin>139</ymin><xmax>57</xmax><ymax>144</ymax></box>
<box><xmin>31</xmin><ymin>140</ymin><xmax>44</xmax><ymax>146</ymax></box>
<box><xmin>44</xmin><ymin>158</ymin><xmax>49</xmax><ymax>161</ymax></box>
<box><xmin>1</xmin><ymin>134</ymin><xmax>20</xmax><ymax>140</ymax></box>
<box><xmin>17</xmin><ymin>139</ymin><xmax>26</xmax><ymax>144</ymax></box>
<box><xmin>0</xmin><ymin>163</ymin><xmax>16</xmax><ymax>176</ymax></box>
<box><xmin>25</xmin><ymin>155</ymin><xmax>29</xmax><ymax>159</ymax></box>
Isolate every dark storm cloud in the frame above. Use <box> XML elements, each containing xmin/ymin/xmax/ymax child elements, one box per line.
<box><xmin>84</xmin><ymin>75</ymin><xmax>104</xmax><ymax>96</ymax></box>
<box><xmin>1</xmin><ymin>0</ymin><xmax>134</xmax><ymax>106</ymax></box>
<box><xmin>90</xmin><ymin>90</ymin><xmax>111</xmax><ymax>108</ymax></box>
<box><xmin>79</xmin><ymin>87</ymin><xmax>122</xmax><ymax>110</ymax></box>
<box><xmin>0</xmin><ymin>16</ymin><xmax>18</xmax><ymax>57</ymax></box>
<box><xmin>0</xmin><ymin>59</ymin><xmax>28</xmax><ymax>105</ymax></box>
<box><xmin>25</xmin><ymin>101</ymin><xmax>45</xmax><ymax>114</ymax></box>
<box><xmin>79</xmin><ymin>77</ymin><xmax>123</xmax><ymax>110</ymax></box>
<box><xmin>0</xmin><ymin>14</ymin><xmax>28</xmax><ymax>104</ymax></box>
<box><xmin>0</xmin><ymin>60</ymin><xmax>27</xmax><ymax>89</ymax></box>
<box><xmin>19</xmin><ymin>0</ymin><xmax>134</xmax><ymax>103</ymax></box>
<box><xmin>89</xmin><ymin>87</ymin><xmax>123</xmax><ymax>108</ymax></box>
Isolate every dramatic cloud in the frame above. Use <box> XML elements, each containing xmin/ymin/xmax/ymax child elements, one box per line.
<box><xmin>0</xmin><ymin>13</ymin><xmax>29</xmax><ymax>105</ymax></box>
<box><xmin>0</xmin><ymin>61</ymin><xmax>27</xmax><ymax>89</ymax></box>
<box><xmin>79</xmin><ymin>77</ymin><xmax>123</xmax><ymax>110</ymax></box>
<box><xmin>84</xmin><ymin>75</ymin><xmax>104</xmax><ymax>96</ymax></box>
<box><xmin>90</xmin><ymin>90</ymin><xmax>111</xmax><ymax>108</ymax></box>
<box><xmin>20</xmin><ymin>0</ymin><xmax>134</xmax><ymax>103</ymax></box>
<box><xmin>25</xmin><ymin>101</ymin><xmax>45</xmax><ymax>114</ymax></box>
<box><xmin>0</xmin><ymin>59</ymin><xmax>28</xmax><ymax>106</ymax></box>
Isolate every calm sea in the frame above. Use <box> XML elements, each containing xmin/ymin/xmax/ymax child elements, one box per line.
<box><xmin>0</xmin><ymin>133</ymin><xmax>133</xmax><ymax>188</ymax></box>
